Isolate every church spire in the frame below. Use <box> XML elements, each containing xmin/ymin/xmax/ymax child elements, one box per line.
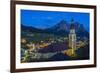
<box><xmin>70</xmin><ymin>19</ymin><xmax>75</xmax><ymax>29</ymax></box>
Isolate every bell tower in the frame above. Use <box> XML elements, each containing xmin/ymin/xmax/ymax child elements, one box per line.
<box><xmin>69</xmin><ymin>19</ymin><xmax>76</xmax><ymax>55</ymax></box>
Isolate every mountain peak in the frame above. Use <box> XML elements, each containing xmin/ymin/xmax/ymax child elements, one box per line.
<box><xmin>50</xmin><ymin>20</ymin><xmax>69</xmax><ymax>32</ymax></box>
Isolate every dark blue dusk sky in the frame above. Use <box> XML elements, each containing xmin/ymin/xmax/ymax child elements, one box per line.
<box><xmin>21</xmin><ymin>9</ymin><xmax>90</xmax><ymax>32</ymax></box>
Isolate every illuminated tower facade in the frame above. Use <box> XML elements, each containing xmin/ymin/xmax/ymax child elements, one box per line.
<box><xmin>69</xmin><ymin>19</ymin><xmax>76</xmax><ymax>55</ymax></box>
